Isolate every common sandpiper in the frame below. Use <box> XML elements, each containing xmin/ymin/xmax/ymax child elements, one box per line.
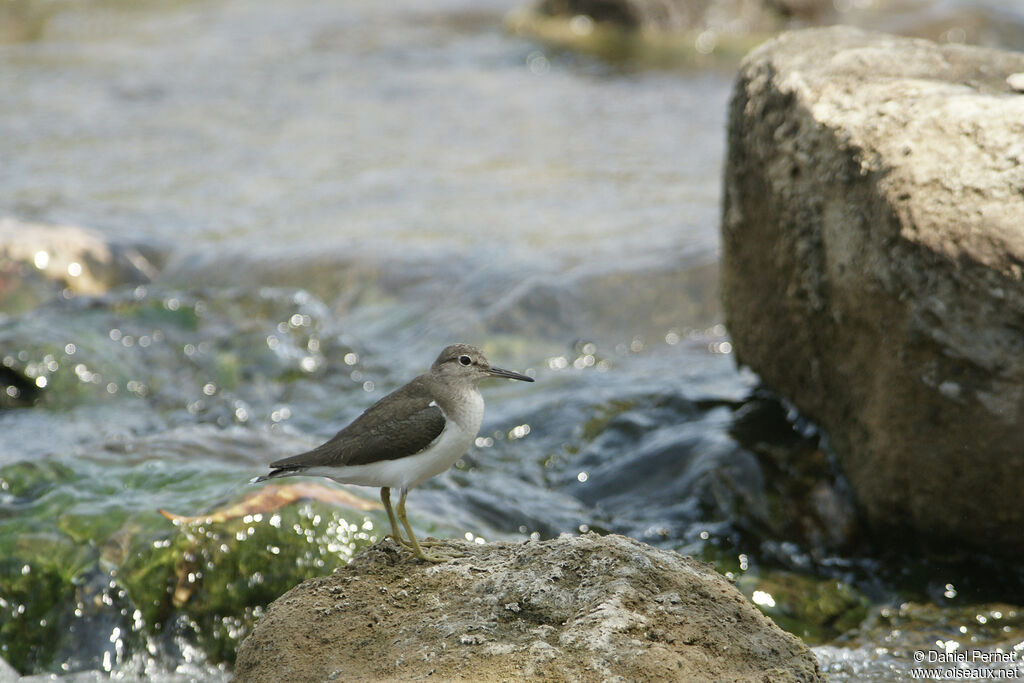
<box><xmin>256</xmin><ymin>343</ymin><xmax>534</xmax><ymax>562</ymax></box>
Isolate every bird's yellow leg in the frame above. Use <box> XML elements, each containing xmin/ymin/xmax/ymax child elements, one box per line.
<box><xmin>380</xmin><ymin>487</ymin><xmax>409</xmax><ymax>547</ymax></box>
<box><xmin>396</xmin><ymin>488</ymin><xmax>448</xmax><ymax>563</ymax></box>
<box><xmin>381</xmin><ymin>487</ymin><xmax>448</xmax><ymax>550</ymax></box>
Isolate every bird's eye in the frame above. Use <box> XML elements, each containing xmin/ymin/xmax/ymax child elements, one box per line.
<box><xmin>459</xmin><ymin>355</ymin><xmax>472</xmax><ymax>366</ymax></box>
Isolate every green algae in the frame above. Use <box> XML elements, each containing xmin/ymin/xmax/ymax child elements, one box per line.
<box><xmin>579</xmin><ymin>398</ymin><xmax>636</xmax><ymax>442</ymax></box>
<box><xmin>738</xmin><ymin>571</ymin><xmax>871</xmax><ymax>644</ymax></box>
<box><xmin>109</xmin><ymin>295</ymin><xmax>200</xmax><ymax>332</ymax></box>
<box><xmin>0</xmin><ymin>286</ymin><xmax>339</xmax><ymax>416</ymax></box>
<box><xmin>853</xmin><ymin>601</ymin><xmax>1024</xmax><ymax>653</ymax></box>
<box><xmin>0</xmin><ymin>531</ymin><xmax>94</xmax><ymax>671</ymax></box>
<box><xmin>115</xmin><ymin>503</ymin><xmax>372</xmax><ymax>665</ymax></box>
<box><xmin>0</xmin><ymin>451</ymin><xmax>394</xmax><ymax>674</ymax></box>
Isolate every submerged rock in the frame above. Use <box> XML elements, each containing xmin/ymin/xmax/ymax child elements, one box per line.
<box><xmin>0</xmin><ymin>217</ymin><xmax>161</xmax><ymax>308</ymax></box>
<box><xmin>520</xmin><ymin>0</ymin><xmax>823</xmax><ymax>34</ymax></box>
<box><xmin>721</xmin><ymin>27</ymin><xmax>1024</xmax><ymax>556</ymax></box>
<box><xmin>507</xmin><ymin>0</ymin><xmax>1024</xmax><ymax>65</ymax></box>
<box><xmin>234</xmin><ymin>533</ymin><xmax>823</xmax><ymax>682</ymax></box>
<box><xmin>506</xmin><ymin>0</ymin><xmax>791</xmax><ymax>64</ymax></box>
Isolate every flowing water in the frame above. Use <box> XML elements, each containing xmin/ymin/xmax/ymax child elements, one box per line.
<box><xmin>1</xmin><ymin>0</ymin><xmax>1022</xmax><ymax>680</ymax></box>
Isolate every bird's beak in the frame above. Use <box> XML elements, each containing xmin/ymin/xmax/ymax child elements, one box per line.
<box><xmin>487</xmin><ymin>366</ymin><xmax>534</xmax><ymax>382</ymax></box>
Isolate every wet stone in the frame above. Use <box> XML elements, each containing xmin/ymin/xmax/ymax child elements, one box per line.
<box><xmin>235</xmin><ymin>533</ymin><xmax>823</xmax><ymax>682</ymax></box>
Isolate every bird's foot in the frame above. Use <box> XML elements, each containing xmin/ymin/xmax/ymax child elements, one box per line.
<box><xmin>412</xmin><ymin>550</ymin><xmax>450</xmax><ymax>563</ymax></box>
<box><xmin>385</xmin><ymin>533</ymin><xmax>411</xmax><ymax>548</ymax></box>
<box><xmin>418</xmin><ymin>535</ymin><xmax>475</xmax><ymax>555</ymax></box>
<box><xmin>418</xmin><ymin>543</ymin><xmax>471</xmax><ymax>560</ymax></box>
<box><xmin>382</xmin><ymin>536</ymin><xmax>453</xmax><ymax>562</ymax></box>
<box><xmin>401</xmin><ymin>538</ymin><xmax>472</xmax><ymax>562</ymax></box>
<box><xmin>388</xmin><ymin>535</ymin><xmax>460</xmax><ymax>554</ymax></box>
<box><xmin>389</xmin><ymin>532</ymin><xmax>458</xmax><ymax>551</ymax></box>
<box><xmin>412</xmin><ymin>547</ymin><xmax>472</xmax><ymax>562</ymax></box>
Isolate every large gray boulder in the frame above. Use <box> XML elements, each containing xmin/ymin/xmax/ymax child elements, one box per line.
<box><xmin>722</xmin><ymin>26</ymin><xmax>1024</xmax><ymax>555</ymax></box>
<box><xmin>234</xmin><ymin>534</ymin><xmax>823</xmax><ymax>682</ymax></box>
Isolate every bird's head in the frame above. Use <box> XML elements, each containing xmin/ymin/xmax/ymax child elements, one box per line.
<box><xmin>431</xmin><ymin>344</ymin><xmax>534</xmax><ymax>384</ymax></box>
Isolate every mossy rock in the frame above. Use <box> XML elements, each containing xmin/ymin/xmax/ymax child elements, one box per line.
<box><xmin>0</xmin><ymin>451</ymin><xmax>411</xmax><ymax>674</ymax></box>
<box><xmin>738</xmin><ymin>570</ymin><xmax>871</xmax><ymax>643</ymax></box>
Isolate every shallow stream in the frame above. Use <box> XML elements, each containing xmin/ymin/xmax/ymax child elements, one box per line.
<box><xmin>1</xmin><ymin>1</ymin><xmax>1022</xmax><ymax>680</ymax></box>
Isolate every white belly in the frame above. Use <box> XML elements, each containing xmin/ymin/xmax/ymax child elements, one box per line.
<box><xmin>307</xmin><ymin>390</ymin><xmax>484</xmax><ymax>491</ymax></box>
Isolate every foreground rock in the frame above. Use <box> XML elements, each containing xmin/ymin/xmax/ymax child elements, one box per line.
<box><xmin>722</xmin><ymin>27</ymin><xmax>1024</xmax><ymax>555</ymax></box>
<box><xmin>235</xmin><ymin>533</ymin><xmax>823</xmax><ymax>682</ymax></box>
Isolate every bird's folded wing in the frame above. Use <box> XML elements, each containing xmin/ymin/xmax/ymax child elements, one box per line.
<box><xmin>269</xmin><ymin>387</ymin><xmax>446</xmax><ymax>470</ymax></box>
